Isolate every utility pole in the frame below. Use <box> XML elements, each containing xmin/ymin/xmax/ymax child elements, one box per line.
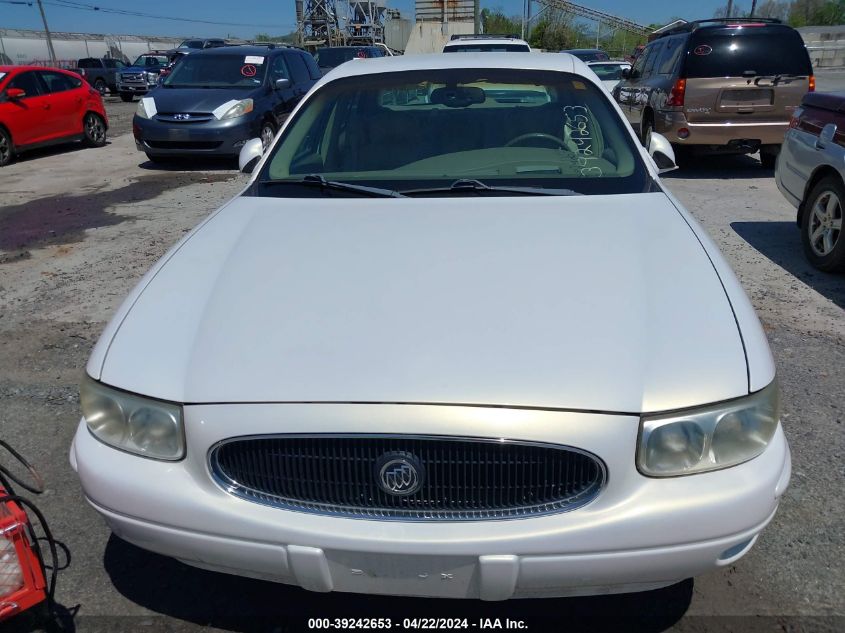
<box><xmin>726</xmin><ymin>0</ymin><xmax>734</xmax><ymax>18</ymax></box>
<box><xmin>750</xmin><ymin>0</ymin><xmax>757</xmax><ymax>17</ymax></box>
<box><xmin>36</xmin><ymin>0</ymin><xmax>57</xmax><ymax>65</ymax></box>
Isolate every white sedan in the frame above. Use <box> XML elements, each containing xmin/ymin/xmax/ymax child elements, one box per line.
<box><xmin>72</xmin><ymin>53</ymin><xmax>790</xmax><ymax>600</ymax></box>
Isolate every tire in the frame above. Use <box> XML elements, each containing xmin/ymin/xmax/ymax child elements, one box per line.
<box><xmin>82</xmin><ymin>112</ymin><xmax>107</xmax><ymax>148</ymax></box>
<box><xmin>802</xmin><ymin>176</ymin><xmax>845</xmax><ymax>272</ymax></box>
<box><xmin>0</xmin><ymin>127</ymin><xmax>13</xmax><ymax>167</ymax></box>
<box><xmin>260</xmin><ymin>119</ymin><xmax>277</xmax><ymax>152</ymax></box>
<box><xmin>120</xmin><ymin>92</ymin><xmax>134</xmax><ymax>102</ymax></box>
<box><xmin>641</xmin><ymin>116</ymin><xmax>654</xmax><ymax>149</ymax></box>
<box><xmin>93</xmin><ymin>78</ymin><xmax>107</xmax><ymax>95</ymax></box>
<box><xmin>760</xmin><ymin>148</ymin><xmax>779</xmax><ymax>170</ymax></box>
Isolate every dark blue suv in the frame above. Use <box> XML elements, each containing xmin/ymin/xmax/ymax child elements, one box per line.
<box><xmin>132</xmin><ymin>45</ymin><xmax>319</xmax><ymax>162</ymax></box>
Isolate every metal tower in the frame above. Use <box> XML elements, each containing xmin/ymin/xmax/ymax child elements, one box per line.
<box><xmin>297</xmin><ymin>0</ymin><xmax>345</xmax><ymax>47</ymax></box>
<box><xmin>345</xmin><ymin>0</ymin><xmax>386</xmax><ymax>44</ymax></box>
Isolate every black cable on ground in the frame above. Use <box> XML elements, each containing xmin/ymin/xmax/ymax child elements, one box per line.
<box><xmin>0</xmin><ymin>440</ymin><xmax>45</xmax><ymax>495</ymax></box>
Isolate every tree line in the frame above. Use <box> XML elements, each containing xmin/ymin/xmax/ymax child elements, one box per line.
<box><xmin>716</xmin><ymin>1</ymin><xmax>844</xmax><ymax>26</ymax></box>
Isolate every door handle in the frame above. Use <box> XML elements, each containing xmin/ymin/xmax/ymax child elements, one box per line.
<box><xmin>43</xmin><ymin>104</ymin><xmax>51</xmax><ymax>110</ymax></box>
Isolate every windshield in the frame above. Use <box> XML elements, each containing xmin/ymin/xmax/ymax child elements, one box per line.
<box><xmin>163</xmin><ymin>54</ymin><xmax>268</xmax><ymax>88</ymax></box>
<box><xmin>685</xmin><ymin>29</ymin><xmax>812</xmax><ymax>77</ymax></box>
<box><xmin>589</xmin><ymin>64</ymin><xmax>628</xmax><ymax>80</ymax></box>
<box><xmin>132</xmin><ymin>55</ymin><xmax>168</xmax><ymax>68</ymax></box>
<box><xmin>258</xmin><ymin>69</ymin><xmax>648</xmax><ymax>196</ymax></box>
<box><xmin>444</xmin><ymin>44</ymin><xmax>530</xmax><ymax>52</ymax></box>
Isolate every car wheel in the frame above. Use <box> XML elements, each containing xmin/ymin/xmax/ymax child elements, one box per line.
<box><xmin>260</xmin><ymin>120</ymin><xmax>277</xmax><ymax>152</ymax></box>
<box><xmin>93</xmin><ymin>78</ymin><xmax>107</xmax><ymax>95</ymax></box>
<box><xmin>641</xmin><ymin>117</ymin><xmax>654</xmax><ymax>149</ymax></box>
<box><xmin>120</xmin><ymin>93</ymin><xmax>134</xmax><ymax>102</ymax></box>
<box><xmin>802</xmin><ymin>176</ymin><xmax>845</xmax><ymax>272</ymax></box>
<box><xmin>0</xmin><ymin>128</ymin><xmax>13</xmax><ymax>167</ymax></box>
<box><xmin>83</xmin><ymin>113</ymin><xmax>107</xmax><ymax>147</ymax></box>
<box><xmin>760</xmin><ymin>149</ymin><xmax>778</xmax><ymax>170</ymax></box>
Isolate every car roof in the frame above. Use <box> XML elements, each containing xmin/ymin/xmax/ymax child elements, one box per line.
<box><xmin>587</xmin><ymin>60</ymin><xmax>629</xmax><ymax>65</ymax></box>
<box><xmin>0</xmin><ymin>65</ymin><xmax>75</xmax><ymax>73</ymax></box>
<box><xmin>563</xmin><ymin>48</ymin><xmax>607</xmax><ymax>54</ymax></box>
<box><xmin>445</xmin><ymin>38</ymin><xmax>529</xmax><ymax>46</ymax></box>
<box><xmin>191</xmin><ymin>45</ymin><xmax>288</xmax><ymax>56</ymax></box>
<box><xmin>323</xmin><ymin>52</ymin><xmax>585</xmax><ymax>81</ymax></box>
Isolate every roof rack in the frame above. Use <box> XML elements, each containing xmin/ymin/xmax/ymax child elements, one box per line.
<box><xmin>449</xmin><ymin>33</ymin><xmax>520</xmax><ymax>41</ymax></box>
<box><xmin>659</xmin><ymin>17</ymin><xmax>782</xmax><ymax>36</ymax></box>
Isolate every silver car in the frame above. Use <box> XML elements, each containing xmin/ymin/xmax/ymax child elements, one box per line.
<box><xmin>776</xmin><ymin>91</ymin><xmax>845</xmax><ymax>272</ymax></box>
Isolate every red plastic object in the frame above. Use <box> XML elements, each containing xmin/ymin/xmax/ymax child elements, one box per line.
<box><xmin>0</xmin><ymin>491</ymin><xmax>47</xmax><ymax>623</ymax></box>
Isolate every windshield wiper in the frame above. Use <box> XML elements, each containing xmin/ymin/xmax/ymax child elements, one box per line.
<box><xmin>262</xmin><ymin>175</ymin><xmax>407</xmax><ymax>198</ymax></box>
<box><xmin>402</xmin><ymin>179</ymin><xmax>582</xmax><ymax>197</ymax></box>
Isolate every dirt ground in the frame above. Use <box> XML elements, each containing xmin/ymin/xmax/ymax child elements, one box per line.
<box><xmin>0</xmin><ymin>90</ymin><xmax>843</xmax><ymax>633</ymax></box>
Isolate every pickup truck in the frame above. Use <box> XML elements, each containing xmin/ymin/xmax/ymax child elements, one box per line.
<box><xmin>116</xmin><ymin>51</ymin><xmax>170</xmax><ymax>102</ymax></box>
<box><xmin>74</xmin><ymin>58</ymin><xmax>126</xmax><ymax>94</ymax></box>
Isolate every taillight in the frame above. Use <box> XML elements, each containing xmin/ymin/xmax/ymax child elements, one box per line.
<box><xmin>809</xmin><ymin>75</ymin><xmax>816</xmax><ymax>92</ymax></box>
<box><xmin>789</xmin><ymin>106</ymin><xmax>804</xmax><ymax>129</ymax></box>
<box><xmin>666</xmin><ymin>78</ymin><xmax>686</xmax><ymax>107</ymax></box>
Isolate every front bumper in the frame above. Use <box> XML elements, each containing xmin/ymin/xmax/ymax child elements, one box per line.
<box><xmin>71</xmin><ymin>404</ymin><xmax>791</xmax><ymax>600</ymax></box>
<box><xmin>655</xmin><ymin>110</ymin><xmax>789</xmax><ymax>149</ymax></box>
<box><xmin>133</xmin><ymin>114</ymin><xmax>256</xmax><ymax>157</ymax></box>
<box><xmin>118</xmin><ymin>83</ymin><xmax>154</xmax><ymax>95</ymax></box>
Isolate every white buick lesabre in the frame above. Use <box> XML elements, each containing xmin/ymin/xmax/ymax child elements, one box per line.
<box><xmin>71</xmin><ymin>54</ymin><xmax>790</xmax><ymax>600</ymax></box>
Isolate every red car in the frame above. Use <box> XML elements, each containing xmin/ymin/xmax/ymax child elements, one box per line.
<box><xmin>0</xmin><ymin>65</ymin><xmax>108</xmax><ymax>167</ymax></box>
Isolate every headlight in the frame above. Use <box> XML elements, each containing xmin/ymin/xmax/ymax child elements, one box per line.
<box><xmin>220</xmin><ymin>98</ymin><xmax>254</xmax><ymax>120</ymax></box>
<box><xmin>638</xmin><ymin>381</ymin><xmax>779</xmax><ymax>477</ymax></box>
<box><xmin>135</xmin><ymin>100</ymin><xmax>149</xmax><ymax>119</ymax></box>
<box><xmin>80</xmin><ymin>376</ymin><xmax>185</xmax><ymax>461</ymax></box>
<box><xmin>147</xmin><ymin>72</ymin><xmax>159</xmax><ymax>84</ymax></box>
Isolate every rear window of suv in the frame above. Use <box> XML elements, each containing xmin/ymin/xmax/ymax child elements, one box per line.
<box><xmin>685</xmin><ymin>28</ymin><xmax>812</xmax><ymax>78</ymax></box>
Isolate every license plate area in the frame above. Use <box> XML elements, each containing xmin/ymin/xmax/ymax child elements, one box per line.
<box><xmin>326</xmin><ymin>551</ymin><xmax>477</xmax><ymax>598</ymax></box>
<box><xmin>719</xmin><ymin>88</ymin><xmax>773</xmax><ymax>108</ymax></box>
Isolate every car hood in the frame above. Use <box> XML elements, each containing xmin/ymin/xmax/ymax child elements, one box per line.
<box><xmin>97</xmin><ymin>192</ymin><xmax>748</xmax><ymax>413</ymax></box>
<box><xmin>147</xmin><ymin>87</ymin><xmax>256</xmax><ymax>113</ymax></box>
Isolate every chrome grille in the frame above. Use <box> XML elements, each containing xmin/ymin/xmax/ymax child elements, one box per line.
<box><xmin>121</xmin><ymin>73</ymin><xmax>144</xmax><ymax>82</ymax></box>
<box><xmin>155</xmin><ymin>113</ymin><xmax>215</xmax><ymax>123</ymax></box>
<box><xmin>209</xmin><ymin>435</ymin><xmax>605</xmax><ymax>521</ymax></box>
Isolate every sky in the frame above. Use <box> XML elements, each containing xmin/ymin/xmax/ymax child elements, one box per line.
<box><xmin>0</xmin><ymin>0</ymin><xmax>733</xmax><ymax>39</ymax></box>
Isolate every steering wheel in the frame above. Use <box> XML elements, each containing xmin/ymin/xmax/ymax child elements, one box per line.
<box><xmin>505</xmin><ymin>132</ymin><xmax>569</xmax><ymax>149</ymax></box>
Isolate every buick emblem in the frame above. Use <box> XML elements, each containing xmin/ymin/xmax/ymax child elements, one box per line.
<box><xmin>173</xmin><ymin>113</ymin><xmax>191</xmax><ymax>120</ymax></box>
<box><xmin>375</xmin><ymin>452</ymin><xmax>424</xmax><ymax>496</ymax></box>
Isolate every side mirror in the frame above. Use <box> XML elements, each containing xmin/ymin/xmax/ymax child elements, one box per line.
<box><xmin>819</xmin><ymin>122</ymin><xmax>837</xmax><ymax>147</ymax></box>
<box><xmin>6</xmin><ymin>88</ymin><xmax>25</xmax><ymax>100</ymax></box>
<box><xmin>621</xmin><ymin>68</ymin><xmax>631</xmax><ymax>80</ymax></box>
<box><xmin>239</xmin><ymin>138</ymin><xmax>264</xmax><ymax>173</ymax></box>
<box><xmin>648</xmin><ymin>132</ymin><xmax>678</xmax><ymax>173</ymax></box>
<box><xmin>274</xmin><ymin>78</ymin><xmax>291</xmax><ymax>90</ymax></box>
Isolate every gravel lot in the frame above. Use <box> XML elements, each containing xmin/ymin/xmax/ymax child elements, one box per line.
<box><xmin>0</xmin><ymin>79</ymin><xmax>843</xmax><ymax>633</ymax></box>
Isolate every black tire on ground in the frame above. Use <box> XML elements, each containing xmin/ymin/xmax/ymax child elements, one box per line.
<box><xmin>760</xmin><ymin>149</ymin><xmax>779</xmax><ymax>170</ymax></box>
<box><xmin>93</xmin><ymin>78</ymin><xmax>107</xmax><ymax>95</ymax></box>
<box><xmin>671</xmin><ymin>144</ymin><xmax>690</xmax><ymax>168</ymax></box>
<box><xmin>260</xmin><ymin>119</ymin><xmax>277</xmax><ymax>152</ymax></box>
<box><xmin>82</xmin><ymin>112</ymin><xmax>107</xmax><ymax>148</ymax></box>
<box><xmin>641</xmin><ymin>116</ymin><xmax>654</xmax><ymax>149</ymax></box>
<box><xmin>802</xmin><ymin>176</ymin><xmax>845</xmax><ymax>273</ymax></box>
<box><xmin>119</xmin><ymin>93</ymin><xmax>134</xmax><ymax>102</ymax></box>
<box><xmin>0</xmin><ymin>127</ymin><xmax>13</xmax><ymax>167</ymax></box>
